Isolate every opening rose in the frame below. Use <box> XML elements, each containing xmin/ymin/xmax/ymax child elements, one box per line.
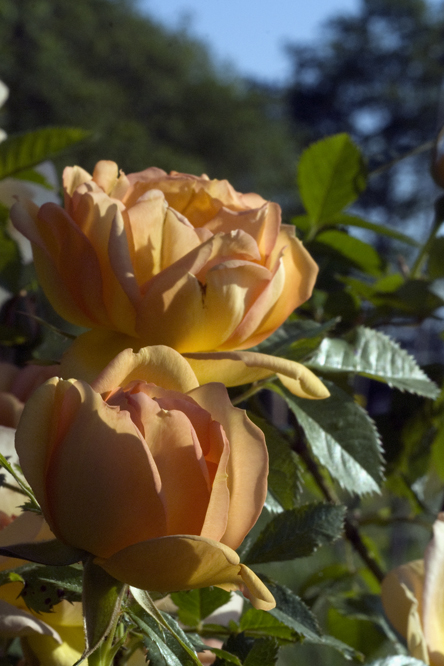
<box><xmin>15</xmin><ymin>346</ymin><xmax>275</xmax><ymax>611</ymax></box>
<box><xmin>11</xmin><ymin>161</ymin><xmax>318</xmax><ymax>355</ymax></box>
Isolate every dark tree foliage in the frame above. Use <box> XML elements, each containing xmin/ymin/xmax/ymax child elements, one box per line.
<box><xmin>285</xmin><ymin>0</ymin><xmax>444</xmax><ymax>223</ymax></box>
<box><xmin>0</xmin><ymin>0</ymin><xmax>296</xmax><ymax>198</ymax></box>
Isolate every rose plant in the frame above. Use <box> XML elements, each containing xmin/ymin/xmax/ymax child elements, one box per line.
<box><xmin>10</xmin><ymin>161</ymin><xmax>327</xmax><ymax>397</ymax></box>
<box><xmin>14</xmin><ymin>345</ymin><xmax>275</xmax><ymax>611</ymax></box>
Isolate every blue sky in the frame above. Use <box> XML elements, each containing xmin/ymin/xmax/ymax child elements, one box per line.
<box><xmin>140</xmin><ymin>0</ymin><xmax>361</xmax><ymax>83</ymax></box>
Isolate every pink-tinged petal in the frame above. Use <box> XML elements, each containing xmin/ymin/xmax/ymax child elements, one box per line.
<box><xmin>184</xmin><ymin>351</ymin><xmax>330</xmax><ymax>400</ymax></box>
<box><xmin>0</xmin><ymin>392</ymin><xmax>23</xmax><ymax>428</ymax></box>
<box><xmin>45</xmin><ymin>381</ymin><xmax>167</xmax><ymax>557</ymax></box>
<box><xmin>423</xmin><ymin>514</ymin><xmax>444</xmax><ymax>666</ymax></box>
<box><xmin>92</xmin><ymin>160</ymin><xmax>119</xmax><ymax>195</ymax></box>
<box><xmin>187</xmin><ymin>383</ymin><xmax>267</xmax><ymax>550</ymax></box>
<box><xmin>60</xmin><ymin>330</ymin><xmax>142</xmax><ymax>384</ymax></box>
<box><xmin>0</xmin><ymin>600</ymin><xmax>61</xmax><ymax>640</ymax></box>
<box><xmin>32</xmin><ymin>203</ymin><xmax>113</xmax><ymax>328</ymax></box>
<box><xmin>139</xmin><ymin>404</ymin><xmax>211</xmax><ymax>536</ymax></box>
<box><xmin>0</xmin><ymin>363</ymin><xmax>19</xmax><ymax>392</ymax></box>
<box><xmin>98</xmin><ymin>535</ymin><xmax>275</xmax><ymax>609</ymax></box>
<box><xmin>10</xmin><ymin>198</ymin><xmax>44</xmax><ymax>248</ymax></box>
<box><xmin>244</xmin><ymin>227</ymin><xmax>318</xmax><ymax>345</ymax></box>
<box><xmin>15</xmin><ymin>378</ymin><xmax>76</xmax><ymax>521</ymax></box>
<box><xmin>69</xmin><ymin>189</ymin><xmax>138</xmax><ymax>334</ymax></box>
<box><xmin>381</xmin><ymin>561</ymin><xmax>429</xmax><ymax>663</ymax></box>
<box><xmin>91</xmin><ymin>346</ymin><xmax>199</xmax><ymax>394</ymax></box>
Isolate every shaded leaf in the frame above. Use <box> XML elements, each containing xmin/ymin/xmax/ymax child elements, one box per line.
<box><xmin>327</xmin><ymin>213</ymin><xmax>419</xmax><ymax>247</ymax></box>
<box><xmin>243</xmin><ymin>638</ymin><xmax>279</xmax><ymax>666</ymax></box>
<box><xmin>249</xmin><ymin>414</ymin><xmax>301</xmax><ymax>510</ymax></box>
<box><xmin>0</xmin><ymin>538</ymin><xmax>86</xmax><ymax>566</ymax></box>
<box><xmin>264</xmin><ymin>579</ymin><xmax>360</xmax><ymax>659</ymax></box>
<box><xmin>308</xmin><ymin>326</ymin><xmax>439</xmax><ymax>399</ymax></box>
<box><xmin>18</xmin><ymin>564</ymin><xmax>82</xmax><ymax>613</ymax></box>
<box><xmin>315</xmin><ymin>229</ymin><xmax>383</xmax><ymax>277</ymax></box>
<box><xmin>0</xmin><ymin>127</ymin><xmax>91</xmax><ymax>180</ymax></box>
<box><xmin>253</xmin><ymin>318</ymin><xmax>338</xmax><ymax>363</ymax></box>
<box><xmin>171</xmin><ymin>588</ymin><xmax>231</xmax><ymax>627</ymax></box>
<box><xmin>243</xmin><ymin>503</ymin><xmax>345</xmax><ymax>564</ymax></box>
<box><xmin>239</xmin><ymin>608</ymin><xmax>296</xmax><ymax>642</ymax></box>
<box><xmin>274</xmin><ymin>382</ymin><xmax>384</xmax><ymax>495</ymax></box>
<box><xmin>298</xmin><ymin>133</ymin><xmax>366</xmax><ymax>224</ymax></box>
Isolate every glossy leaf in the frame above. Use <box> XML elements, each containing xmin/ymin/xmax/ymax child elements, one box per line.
<box><xmin>253</xmin><ymin>318</ymin><xmax>338</xmax><ymax>363</ymax></box>
<box><xmin>239</xmin><ymin>608</ymin><xmax>297</xmax><ymax>642</ymax></box>
<box><xmin>170</xmin><ymin>587</ymin><xmax>231</xmax><ymax>627</ymax></box>
<box><xmin>243</xmin><ymin>638</ymin><xmax>279</xmax><ymax>666</ymax></box>
<box><xmin>243</xmin><ymin>503</ymin><xmax>345</xmax><ymax>564</ymax></box>
<box><xmin>367</xmin><ymin>658</ymin><xmax>427</xmax><ymax>666</ymax></box>
<box><xmin>249</xmin><ymin>414</ymin><xmax>301</xmax><ymax>510</ymax></box>
<box><xmin>297</xmin><ymin>133</ymin><xmax>366</xmax><ymax>223</ymax></box>
<box><xmin>307</xmin><ymin>326</ymin><xmax>440</xmax><ymax>399</ymax></box>
<box><xmin>275</xmin><ymin>382</ymin><xmax>384</xmax><ymax>495</ymax></box>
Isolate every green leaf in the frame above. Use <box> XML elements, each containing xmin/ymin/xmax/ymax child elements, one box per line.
<box><xmin>243</xmin><ymin>638</ymin><xmax>279</xmax><ymax>666</ymax></box>
<box><xmin>249</xmin><ymin>414</ymin><xmax>301</xmax><ymax>510</ymax></box>
<box><xmin>264</xmin><ymin>579</ymin><xmax>360</xmax><ymax>660</ymax></box>
<box><xmin>275</xmin><ymin>381</ymin><xmax>384</xmax><ymax>495</ymax></box>
<box><xmin>0</xmin><ymin>202</ymin><xmax>21</xmax><ymax>293</ymax></box>
<box><xmin>243</xmin><ymin>502</ymin><xmax>345</xmax><ymax>564</ymax></box>
<box><xmin>297</xmin><ymin>133</ymin><xmax>366</xmax><ymax>224</ymax></box>
<box><xmin>428</xmin><ymin>237</ymin><xmax>444</xmax><ymax>278</ymax></box>
<box><xmin>327</xmin><ymin>213</ymin><xmax>420</xmax><ymax>247</ymax></box>
<box><xmin>0</xmin><ymin>537</ymin><xmax>86</xmax><ymax>566</ymax></box>
<box><xmin>131</xmin><ymin>588</ymin><xmax>202</xmax><ymax>665</ymax></box>
<box><xmin>253</xmin><ymin>318</ymin><xmax>338</xmax><ymax>363</ymax></box>
<box><xmin>307</xmin><ymin>326</ymin><xmax>440</xmax><ymax>399</ymax></box>
<box><xmin>170</xmin><ymin>588</ymin><xmax>231</xmax><ymax>627</ymax></box>
<box><xmin>204</xmin><ymin>646</ymin><xmax>242</xmax><ymax>664</ymax></box>
<box><xmin>0</xmin><ymin>127</ymin><xmax>92</xmax><ymax>180</ymax></box>
<box><xmin>80</xmin><ymin>558</ymin><xmax>126</xmax><ymax>663</ymax></box>
<box><xmin>239</xmin><ymin>608</ymin><xmax>296</xmax><ymax>642</ymax></box>
<box><xmin>130</xmin><ymin>613</ymin><xmax>184</xmax><ymax>666</ymax></box>
<box><xmin>314</xmin><ymin>229</ymin><xmax>383</xmax><ymax>277</ymax></box>
<box><xmin>18</xmin><ymin>564</ymin><xmax>82</xmax><ymax>613</ymax></box>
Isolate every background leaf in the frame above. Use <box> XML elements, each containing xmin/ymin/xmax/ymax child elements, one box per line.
<box><xmin>243</xmin><ymin>502</ymin><xmax>345</xmax><ymax>564</ymax></box>
<box><xmin>307</xmin><ymin>326</ymin><xmax>440</xmax><ymax>398</ymax></box>
<box><xmin>274</xmin><ymin>382</ymin><xmax>384</xmax><ymax>495</ymax></box>
<box><xmin>0</xmin><ymin>127</ymin><xmax>91</xmax><ymax>180</ymax></box>
<box><xmin>297</xmin><ymin>133</ymin><xmax>367</xmax><ymax>224</ymax></box>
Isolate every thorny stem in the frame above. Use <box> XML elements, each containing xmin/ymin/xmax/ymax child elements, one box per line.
<box><xmin>293</xmin><ymin>432</ymin><xmax>386</xmax><ymax>584</ymax></box>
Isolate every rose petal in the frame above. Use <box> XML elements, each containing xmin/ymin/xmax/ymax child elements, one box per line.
<box><xmin>98</xmin><ymin>535</ymin><xmax>275</xmax><ymax>610</ymax></box>
<box><xmin>423</xmin><ymin>514</ymin><xmax>444</xmax><ymax>666</ymax></box>
<box><xmin>184</xmin><ymin>351</ymin><xmax>330</xmax><ymax>399</ymax></box>
<box><xmin>187</xmin><ymin>383</ymin><xmax>267</xmax><ymax>550</ymax></box>
<box><xmin>0</xmin><ymin>599</ymin><xmax>61</xmax><ymax>640</ymax></box>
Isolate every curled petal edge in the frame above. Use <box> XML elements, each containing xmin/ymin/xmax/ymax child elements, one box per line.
<box><xmin>183</xmin><ymin>351</ymin><xmax>329</xmax><ymax>399</ymax></box>
<box><xmin>94</xmin><ymin>534</ymin><xmax>275</xmax><ymax>611</ymax></box>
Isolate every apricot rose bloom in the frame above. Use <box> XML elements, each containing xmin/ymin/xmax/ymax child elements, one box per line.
<box><xmin>15</xmin><ymin>346</ymin><xmax>275</xmax><ymax>611</ymax></box>
<box><xmin>10</xmin><ymin>161</ymin><xmax>326</xmax><ymax>398</ymax></box>
<box><xmin>381</xmin><ymin>514</ymin><xmax>444</xmax><ymax>665</ymax></box>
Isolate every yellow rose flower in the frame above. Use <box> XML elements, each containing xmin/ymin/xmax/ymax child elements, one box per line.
<box><xmin>11</xmin><ymin>161</ymin><xmax>328</xmax><ymax>399</ymax></box>
<box><xmin>0</xmin><ymin>428</ymin><xmax>84</xmax><ymax>666</ymax></box>
<box><xmin>15</xmin><ymin>346</ymin><xmax>275</xmax><ymax>611</ymax></box>
<box><xmin>381</xmin><ymin>513</ymin><xmax>444</xmax><ymax>666</ymax></box>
